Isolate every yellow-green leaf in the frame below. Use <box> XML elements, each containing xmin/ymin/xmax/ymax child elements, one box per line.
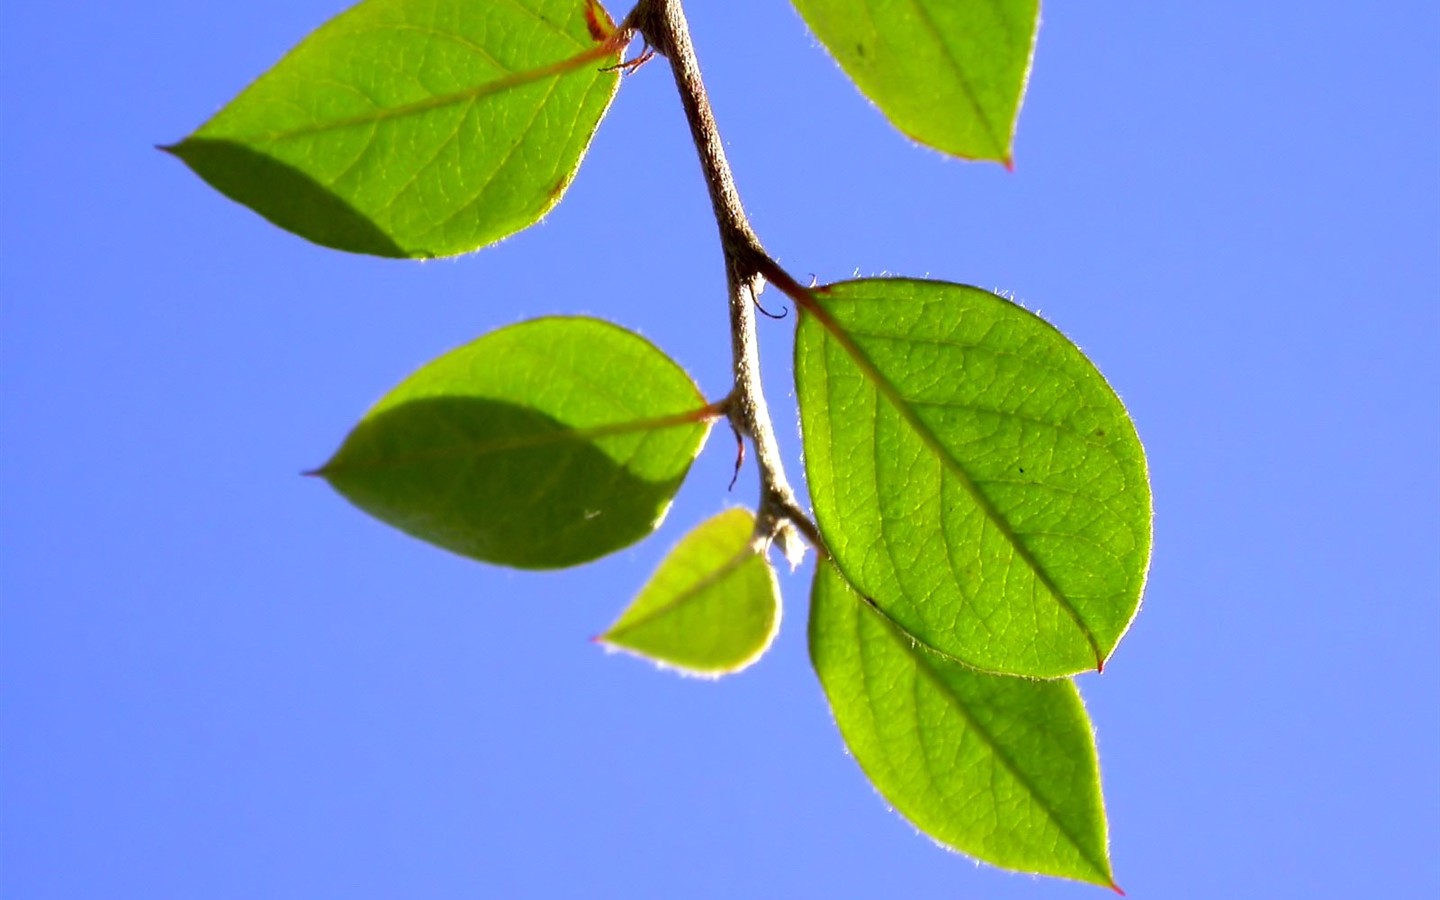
<box><xmin>599</xmin><ymin>509</ymin><xmax>780</xmax><ymax>676</ymax></box>
<box><xmin>791</xmin><ymin>0</ymin><xmax>1038</xmax><ymax>163</ymax></box>
<box><xmin>795</xmin><ymin>279</ymin><xmax>1151</xmax><ymax>677</ymax></box>
<box><xmin>317</xmin><ymin>317</ymin><xmax>711</xmax><ymax>569</ymax></box>
<box><xmin>165</xmin><ymin>0</ymin><xmax>623</xmax><ymax>258</ymax></box>
<box><xmin>811</xmin><ymin>563</ymin><xmax>1115</xmax><ymax>888</ymax></box>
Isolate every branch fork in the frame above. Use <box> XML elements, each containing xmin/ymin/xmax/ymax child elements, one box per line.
<box><xmin>625</xmin><ymin>0</ymin><xmax>826</xmax><ymax>564</ymax></box>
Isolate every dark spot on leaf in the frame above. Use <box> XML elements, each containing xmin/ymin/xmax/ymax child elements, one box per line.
<box><xmin>1094</xmin><ymin>428</ymin><xmax>1106</xmax><ymax>438</ymax></box>
<box><xmin>855</xmin><ymin>43</ymin><xmax>866</xmax><ymax>58</ymax></box>
<box><xmin>547</xmin><ymin>177</ymin><xmax>567</xmax><ymax>202</ymax></box>
<box><xmin>1018</xmin><ymin>466</ymin><xmax>1025</xmax><ymax>474</ymax></box>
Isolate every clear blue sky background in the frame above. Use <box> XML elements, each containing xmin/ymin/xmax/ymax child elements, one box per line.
<box><xmin>4</xmin><ymin>2</ymin><xmax>1437</xmax><ymax>898</ymax></box>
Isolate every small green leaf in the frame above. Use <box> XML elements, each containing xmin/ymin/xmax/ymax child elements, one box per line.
<box><xmin>164</xmin><ymin>0</ymin><xmax>623</xmax><ymax>258</ymax></box>
<box><xmin>790</xmin><ymin>0</ymin><xmax>1038</xmax><ymax>163</ymax></box>
<box><xmin>318</xmin><ymin>317</ymin><xmax>711</xmax><ymax>569</ymax></box>
<box><xmin>794</xmin><ymin>279</ymin><xmax>1150</xmax><ymax>677</ymax></box>
<box><xmin>598</xmin><ymin>508</ymin><xmax>779</xmax><ymax>676</ymax></box>
<box><xmin>810</xmin><ymin>563</ymin><xmax>1115</xmax><ymax>887</ymax></box>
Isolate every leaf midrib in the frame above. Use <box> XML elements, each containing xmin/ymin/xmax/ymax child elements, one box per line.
<box><xmin>605</xmin><ymin>545</ymin><xmax>759</xmax><ymax>641</ymax></box>
<box><xmin>860</xmin><ymin>595</ymin><xmax>1110</xmax><ymax>884</ymax></box>
<box><xmin>804</xmin><ymin>300</ymin><xmax>1106</xmax><ymax>670</ymax></box>
<box><xmin>205</xmin><ymin>41</ymin><xmax>616</xmax><ymax>146</ymax></box>
<box><xmin>902</xmin><ymin>0</ymin><xmax>1005</xmax><ymax>157</ymax></box>
<box><xmin>318</xmin><ymin>406</ymin><xmax>708</xmax><ymax>475</ymax></box>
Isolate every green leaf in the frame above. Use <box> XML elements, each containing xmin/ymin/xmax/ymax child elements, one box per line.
<box><xmin>810</xmin><ymin>563</ymin><xmax>1115</xmax><ymax>888</ymax></box>
<box><xmin>163</xmin><ymin>0</ymin><xmax>623</xmax><ymax>258</ymax></box>
<box><xmin>598</xmin><ymin>508</ymin><xmax>780</xmax><ymax>676</ymax></box>
<box><xmin>790</xmin><ymin>0</ymin><xmax>1038</xmax><ymax>164</ymax></box>
<box><xmin>794</xmin><ymin>279</ymin><xmax>1150</xmax><ymax>677</ymax></box>
<box><xmin>317</xmin><ymin>317</ymin><xmax>711</xmax><ymax>569</ymax></box>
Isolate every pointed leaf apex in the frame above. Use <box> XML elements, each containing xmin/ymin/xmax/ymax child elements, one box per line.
<box><xmin>320</xmin><ymin>317</ymin><xmax>707</xmax><ymax>569</ymax></box>
<box><xmin>171</xmin><ymin>0</ymin><xmax>623</xmax><ymax>257</ymax></box>
<box><xmin>791</xmin><ymin>0</ymin><xmax>1037</xmax><ymax>162</ymax></box>
<box><xmin>811</xmin><ymin>566</ymin><xmax>1115</xmax><ymax>885</ymax></box>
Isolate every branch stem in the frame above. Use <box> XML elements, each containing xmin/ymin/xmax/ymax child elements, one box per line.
<box><xmin>628</xmin><ymin>0</ymin><xmax>825</xmax><ymax>561</ymax></box>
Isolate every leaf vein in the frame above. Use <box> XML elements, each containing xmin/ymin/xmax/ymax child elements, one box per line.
<box><xmin>814</xmin><ymin>313</ymin><xmax>1105</xmax><ymax>669</ymax></box>
<box><xmin>221</xmin><ymin>43</ymin><xmax>611</xmax><ymax>145</ymax></box>
<box><xmin>866</xmin><ymin>597</ymin><xmax>1108</xmax><ymax>878</ymax></box>
<box><xmin>901</xmin><ymin>0</ymin><xmax>1005</xmax><ymax>156</ymax></box>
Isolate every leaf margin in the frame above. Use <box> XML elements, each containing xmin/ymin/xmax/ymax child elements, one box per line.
<box><xmin>596</xmin><ymin>507</ymin><xmax>782</xmax><ymax>678</ymax></box>
<box><xmin>163</xmin><ymin>0</ymin><xmax>629</xmax><ymax>258</ymax></box>
<box><xmin>792</xmin><ymin>276</ymin><xmax>1153</xmax><ymax>678</ymax></box>
<box><xmin>808</xmin><ymin>561</ymin><xmax>1118</xmax><ymax>889</ymax></box>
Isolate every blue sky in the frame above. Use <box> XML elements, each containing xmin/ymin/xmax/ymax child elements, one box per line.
<box><xmin>3</xmin><ymin>2</ymin><xmax>1437</xmax><ymax>898</ymax></box>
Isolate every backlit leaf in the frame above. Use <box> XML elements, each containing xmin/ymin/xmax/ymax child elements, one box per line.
<box><xmin>790</xmin><ymin>0</ymin><xmax>1038</xmax><ymax>163</ymax></box>
<box><xmin>794</xmin><ymin>279</ymin><xmax>1150</xmax><ymax>677</ymax></box>
<box><xmin>810</xmin><ymin>563</ymin><xmax>1115</xmax><ymax>887</ymax></box>
<box><xmin>318</xmin><ymin>317</ymin><xmax>711</xmax><ymax>568</ymax></box>
<box><xmin>598</xmin><ymin>508</ymin><xmax>779</xmax><ymax>676</ymax></box>
<box><xmin>164</xmin><ymin>0</ymin><xmax>624</xmax><ymax>258</ymax></box>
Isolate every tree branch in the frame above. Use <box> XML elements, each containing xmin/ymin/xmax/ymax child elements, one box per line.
<box><xmin>627</xmin><ymin>0</ymin><xmax>826</xmax><ymax>563</ymax></box>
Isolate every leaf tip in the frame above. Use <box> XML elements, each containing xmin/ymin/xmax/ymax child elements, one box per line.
<box><xmin>1110</xmin><ymin>880</ymin><xmax>1126</xmax><ymax>896</ymax></box>
<box><xmin>1003</xmin><ymin>156</ymin><xmax>1016</xmax><ymax>173</ymax></box>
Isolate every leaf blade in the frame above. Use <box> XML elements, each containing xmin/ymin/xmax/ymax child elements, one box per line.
<box><xmin>810</xmin><ymin>563</ymin><xmax>1114</xmax><ymax>887</ymax></box>
<box><xmin>319</xmin><ymin>317</ymin><xmax>711</xmax><ymax>569</ymax></box>
<box><xmin>167</xmin><ymin>0</ymin><xmax>622</xmax><ymax>258</ymax></box>
<box><xmin>794</xmin><ymin>279</ymin><xmax>1151</xmax><ymax>677</ymax></box>
<box><xmin>790</xmin><ymin>0</ymin><xmax>1038</xmax><ymax>163</ymax></box>
<box><xmin>599</xmin><ymin>508</ymin><xmax>780</xmax><ymax>676</ymax></box>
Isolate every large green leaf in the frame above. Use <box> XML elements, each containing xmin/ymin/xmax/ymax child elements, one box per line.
<box><xmin>317</xmin><ymin>317</ymin><xmax>711</xmax><ymax>568</ymax></box>
<box><xmin>810</xmin><ymin>563</ymin><xmax>1115</xmax><ymax>887</ymax></box>
<box><xmin>598</xmin><ymin>508</ymin><xmax>779</xmax><ymax>676</ymax></box>
<box><xmin>164</xmin><ymin>0</ymin><xmax>624</xmax><ymax>258</ymax></box>
<box><xmin>794</xmin><ymin>279</ymin><xmax>1150</xmax><ymax>677</ymax></box>
<box><xmin>790</xmin><ymin>0</ymin><xmax>1038</xmax><ymax>164</ymax></box>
